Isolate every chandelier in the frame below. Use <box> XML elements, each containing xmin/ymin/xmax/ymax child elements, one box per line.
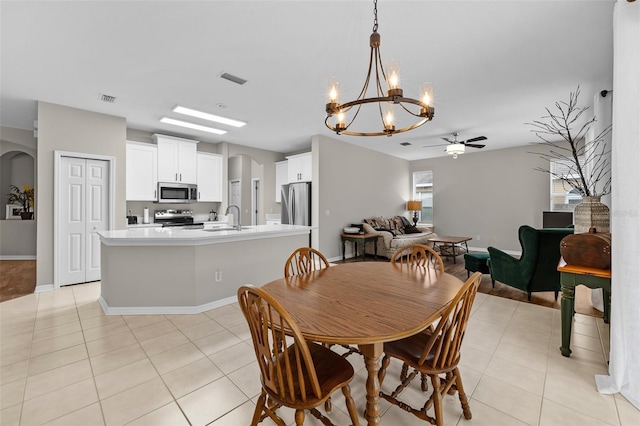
<box><xmin>324</xmin><ymin>0</ymin><xmax>434</xmax><ymax>137</ymax></box>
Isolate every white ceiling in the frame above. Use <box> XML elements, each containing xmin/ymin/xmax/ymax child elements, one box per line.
<box><xmin>0</xmin><ymin>1</ymin><xmax>614</xmax><ymax>161</ymax></box>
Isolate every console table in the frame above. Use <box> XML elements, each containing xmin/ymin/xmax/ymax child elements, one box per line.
<box><xmin>557</xmin><ymin>258</ymin><xmax>611</xmax><ymax>357</ymax></box>
<box><xmin>341</xmin><ymin>233</ymin><xmax>380</xmax><ymax>261</ymax></box>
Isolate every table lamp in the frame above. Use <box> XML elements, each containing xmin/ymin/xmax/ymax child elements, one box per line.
<box><xmin>407</xmin><ymin>200</ymin><xmax>422</xmax><ymax>225</ymax></box>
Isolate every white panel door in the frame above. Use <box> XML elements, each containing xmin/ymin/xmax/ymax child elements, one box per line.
<box><xmin>59</xmin><ymin>157</ymin><xmax>86</xmax><ymax>286</ymax></box>
<box><xmin>59</xmin><ymin>156</ymin><xmax>109</xmax><ymax>286</ymax></box>
<box><xmin>86</xmin><ymin>159</ymin><xmax>109</xmax><ymax>282</ymax></box>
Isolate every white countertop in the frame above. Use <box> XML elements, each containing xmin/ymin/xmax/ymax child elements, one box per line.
<box><xmin>100</xmin><ymin>224</ymin><xmax>311</xmax><ymax>246</ymax></box>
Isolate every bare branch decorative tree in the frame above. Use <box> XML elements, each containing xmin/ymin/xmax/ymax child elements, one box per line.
<box><xmin>527</xmin><ymin>86</ymin><xmax>612</xmax><ymax>196</ymax></box>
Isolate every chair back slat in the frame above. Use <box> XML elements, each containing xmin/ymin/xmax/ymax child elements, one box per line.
<box><xmin>239</xmin><ymin>286</ymin><xmax>322</xmax><ymax>404</ymax></box>
<box><xmin>418</xmin><ymin>272</ymin><xmax>481</xmax><ymax>369</ymax></box>
<box><xmin>391</xmin><ymin>244</ymin><xmax>445</xmax><ymax>273</ymax></box>
<box><xmin>284</xmin><ymin>247</ymin><xmax>330</xmax><ymax>277</ymax></box>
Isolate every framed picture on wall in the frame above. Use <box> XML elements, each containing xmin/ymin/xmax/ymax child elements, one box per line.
<box><xmin>6</xmin><ymin>204</ymin><xmax>22</xmax><ymax>219</ymax></box>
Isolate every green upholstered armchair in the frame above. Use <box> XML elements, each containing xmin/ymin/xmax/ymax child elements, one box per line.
<box><xmin>487</xmin><ymin>225</ymin><xmax>574</xmax><ymax>301</ymax></box>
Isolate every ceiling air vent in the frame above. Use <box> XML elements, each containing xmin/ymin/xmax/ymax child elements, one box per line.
<box><xmin>100</xmin><ymin>94</ymin><xmax>117</xmax><ymax>103</ymax></box>
<box><xmin>220</xmin><ymin>72</ymin><xmax>247</xmax><ymax>85</ymax></box>
<box><xmin>400</xmin><ymin>142</ymin><xmax>412</xmax><ymax>146</ymax></box>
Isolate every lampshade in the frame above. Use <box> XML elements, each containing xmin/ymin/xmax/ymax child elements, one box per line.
<box><xmin>446</xmin><ymin>143</ymin><xmax>465</xmax><ymax>159</ymax></box>
<box><xmin>407</xmin><ymin>201</ymin><xmax>422</xmax><ymax>211</ymax></box>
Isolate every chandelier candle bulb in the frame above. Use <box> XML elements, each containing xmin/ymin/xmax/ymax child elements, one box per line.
<box><xmin>387</xmin><ymin>60</ymin><xmax>401</xmax><ymax>90</ymax></box>
<box><xmin>327</xmin><ymin>78</ymin><xmax>340</xmax><ymax>103</ymax></box>
<box><xmin>420</xmin><ymin>83</ymin><xmax>434</xmax><ymax>107</ymax></box>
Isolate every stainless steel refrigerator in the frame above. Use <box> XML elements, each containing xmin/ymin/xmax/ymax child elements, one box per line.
<box><xmin>281</xmin><ymin>182</ymin><xmax>311</xmax><ymax>225</ymax></box>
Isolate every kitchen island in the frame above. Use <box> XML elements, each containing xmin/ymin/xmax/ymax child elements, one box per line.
<box><xmin>97</xmin><ymin>224</ymin><xmax>311</xmax><ymax>315</ymax></box>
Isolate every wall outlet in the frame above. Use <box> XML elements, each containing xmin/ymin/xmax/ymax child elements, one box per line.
<box><xmin>215</xmin><ymin>269</ymin><xmax>222</xmax><ymax>282</ymax></box>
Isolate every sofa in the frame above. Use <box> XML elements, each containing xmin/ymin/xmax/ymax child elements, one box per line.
<box><xmin>487</xmin><ymin>225</ymin><xmax>574</xmax><ymax>300</ymax></box>
<box><xmin>361</xmin><ymin>216</ymin><xmax>438</xmax><ymax>259</ymax></box>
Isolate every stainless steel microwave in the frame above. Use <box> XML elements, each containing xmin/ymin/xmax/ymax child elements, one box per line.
<box><xmin>156</xmin><ymin>182</ymin><xmax>198</xmax><ymax>203</ymax></box>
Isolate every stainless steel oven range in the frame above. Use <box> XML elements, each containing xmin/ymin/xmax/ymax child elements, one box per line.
<box><xmin>154</xmin><ymin>209</ymin><xmax>204</xmax><ymax>229</ymax></box>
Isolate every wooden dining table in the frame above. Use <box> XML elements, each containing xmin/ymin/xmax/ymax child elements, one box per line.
<box><xmin>261</xmin><ymin>262</ymin><xmax>464</xmax><ymax>426</ymax></box>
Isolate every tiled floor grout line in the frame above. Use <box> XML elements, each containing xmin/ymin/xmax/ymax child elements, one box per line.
<box><xmin>3</xmin><ymin>283</ymin><xmax>634</xmax><ymax>426</ymax></box>
<box><xmin>73</xmin><ymin>286</ymin><xmax>109</xmax><ymax>426</ymax></box>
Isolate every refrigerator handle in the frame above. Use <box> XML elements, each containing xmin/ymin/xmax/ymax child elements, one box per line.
<box><xmin>290</xmin><ymin>187</ymin><xmax>295</xmax><ymax>224</ymax></box>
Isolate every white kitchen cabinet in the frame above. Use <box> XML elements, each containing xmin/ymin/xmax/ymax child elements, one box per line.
<box><xmin>287</xmin><ymin>152</ymin><xmax>312</xmax><ymax>183</ymax></box>
<box><xmin>275</xmin><ymin>160</ymin><xmax>288</xmax><ymax>202</ymax></box>
<box><xmin>153</xmin><ymin>134</ymin><xmax>198</xmax><ymax>184</ymax></box>
<box><xmin>126</xmin><ymin>141</ymin><xmax>158</xmax><ymax>201</ymax></box>
<box><xmin>197</xmin><ymin>152</ymin><xmax>223</xmax><ymax>202</ymax></box>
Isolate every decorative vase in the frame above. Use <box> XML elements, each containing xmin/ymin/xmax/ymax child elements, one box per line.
<box><xmin>573</xmin><ymin>195</ymin><xmax>609</xmax><ymax>234</ymax></box>
<box><xmin>19</xmin><ymin>211</ymin><xmax>33</xmax><ymax>220</ymax></box>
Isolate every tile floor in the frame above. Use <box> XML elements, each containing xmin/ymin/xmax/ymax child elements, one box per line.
<box><xmin>1</xmin><ymin>282</ymin><xmax>638</xmax><ymax>426</ymax></box>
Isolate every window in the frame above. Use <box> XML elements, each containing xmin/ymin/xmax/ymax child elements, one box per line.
<box><xmin>550</xmin><ymin>158</ymin><xmax>584</xmax><ymax>211</ymax></box>
<box><xmin>413</xmin><ymin>171</ymin><xmax>433</xmax><ymax>224</ymax></box>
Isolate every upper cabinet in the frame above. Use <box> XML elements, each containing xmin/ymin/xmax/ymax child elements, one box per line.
<box><xmin>287</xmin><ymin>152</ymin><xmax>312</xmax><ymax>183</ymax></box>
<box><xmin>275</xmin><ymin>160</ymin><xmax>288</xmax><ymax>202</ymax></box>
<box><xmin>126</xmin><ymin>141</ymin><xmax>157</xmax><ymax>201</ymax></box>
<box><xmin>197</xmin><ymin>152</ymin><xmax>223</xmax><ymax>202</ymax></box>
<box><xmin>154</xmin><ymin>134</ymin><xmax>198</xmax><ymax>184</ymax></box>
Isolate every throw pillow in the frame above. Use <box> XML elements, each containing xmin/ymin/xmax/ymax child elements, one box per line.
<box><xmin>390</xmin><ymin>216</ymin><xmax>405</xmax><ymax>235</ymax></box>
<box><xmin>375</xmin><ymin>216</ymin><xmax>391</xmax><ymax>231</ymax></box>
<box><xmin>400</xmin><ymin>216</ymin><xmax>412</xmax><ymax>227</ymax></box>
<box><xmin>404</xmin><ymin>225</ymin><xmax>422</xmax><ymax>234</ymax></box>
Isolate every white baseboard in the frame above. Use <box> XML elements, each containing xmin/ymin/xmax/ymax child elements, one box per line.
<box><xmin>98</xmin><ymin>295</ymin><xmax>238</xmax><ymax>316</ymax></box>
<box><xmin>35</xmin><ymin>284</ymin><xmax>54</xmax><ymax>293</ymax></box>
<box><xmin>0</xmin><ymin>255</ymin><xmax>36</xmax><ymax>260</ymax></box>
<box><xmin>468</xmin><ymin>246</ymin><xmax>521</xmax><ymax>256</ymax></box>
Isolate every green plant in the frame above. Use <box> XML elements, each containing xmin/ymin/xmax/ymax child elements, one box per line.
<box><xmin>7</xmin><ymin>184</ymin><xmax>34</xmax><ymax>212</ymax></box>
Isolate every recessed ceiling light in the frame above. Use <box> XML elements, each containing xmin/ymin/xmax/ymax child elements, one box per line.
<box><xmin>160</xmin><ymin>117</ymin><xmax>227</xmax><ymax>135</ymax></box>
<box><xmin>220</xmin><ymin>72</ymin><xmax>247</xmax><ymax>85</ymax></box>
<box><xmin>173</xmin><ymin>106</ymin><xmax>246</xmax><ymax>128</ymax></box>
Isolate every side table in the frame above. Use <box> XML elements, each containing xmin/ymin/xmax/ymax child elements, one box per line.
<box><xmin>557</xmin><ymin>258</ymin><xmax>611</xmax><ymax>357</ymax></box>
<box><xmin>341</xmin><ymin>233</ymin><xmax>380</xmax><ymax>261</ymax></box>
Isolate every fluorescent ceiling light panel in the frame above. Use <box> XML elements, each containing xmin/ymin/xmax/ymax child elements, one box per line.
<box><xmin>173</xmin><ymin>106</ymin><xmax>246</xmax><ymax>128</ymax></box>
<box><xmin>160</xmin><ymin>117</ymin><xmax>227</xmax><ymax>135</ymax></box>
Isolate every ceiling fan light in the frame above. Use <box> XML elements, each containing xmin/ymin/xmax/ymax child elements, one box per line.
<box><xmin>446</xmin><ymin>143</ymin><xmax>465</xmax><ymax>158</ymax></box>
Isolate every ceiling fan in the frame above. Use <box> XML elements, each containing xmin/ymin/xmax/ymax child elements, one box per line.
<box><xmin>424</xmin><ymin>132</ymin><xmax>487</xmax><ymax>159</ymax></box>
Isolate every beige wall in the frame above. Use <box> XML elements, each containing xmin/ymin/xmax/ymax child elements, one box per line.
<box><xmin>24</xmin><ymin>101</ymin><xmax>558</xmax><ymax>280</ymax></box>
<box><xmin>314</xmin><ymin>134</ymin><xmax>411</xmax><ymax>259</ymax></box>
<box><xmin>36</xmin><ymin>102</ymin><xmax>127</xmax><ymax>288</ymax></box>
<box><xmin>222</xmin><ymin>142</ymin><xmax>285</xmax><ymax>219</ymax></box>
<box><xmin>411</xmin><ymin>144</ymin><xmax>553</xmax><ymax>252</ymax></box>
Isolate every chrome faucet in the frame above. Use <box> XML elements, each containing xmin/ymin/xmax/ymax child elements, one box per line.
<box><xmin>225</xmin><ymin>204</ymin><xmax>241</xmax><ymax>230</ymax></box>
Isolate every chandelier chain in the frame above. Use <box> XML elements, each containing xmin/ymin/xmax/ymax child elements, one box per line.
<box><xmin>372</xmin><ymin>0</ymin><xmax>378</xmax><ymax>33</ymax></box>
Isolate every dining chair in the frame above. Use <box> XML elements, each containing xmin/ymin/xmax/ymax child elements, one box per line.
<box><xmin>377</xmin><ymin>272</ymin><xmax>482</xmax><ymax>426</ymax></box>
<box><xmin>284</xmin><ymin>247</ymin><xmax>330</xmax><ymax>277</ymax></box>
<box><xmin>390</xmin><ymin>244</ymin><xmax>445</xmax><ymax>273</ymax></box>
<box><xmin>238</xmin><ymin>285</ymin><xmax>360</xmax><ymax>426</ymax></box>
<box><xmin>284</xmin><ymin>247</ymin><xmax>360</xmax><ymax>361</ymax></box>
